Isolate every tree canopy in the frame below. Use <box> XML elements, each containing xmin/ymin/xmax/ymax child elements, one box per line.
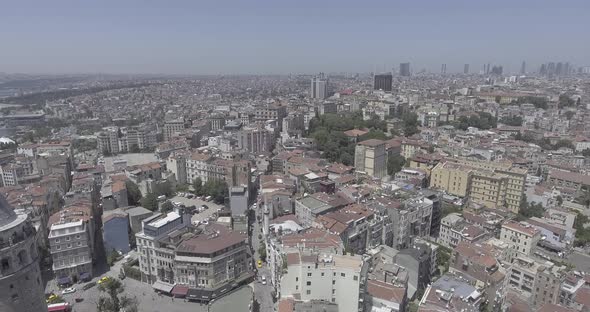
<box><xmin>140</xmin><ymin>193</ymin><xmax>158</xmax><ymax>211</ymax></box>
<box><xmin>97</xmin><ymin>278</ymin><xmax>138</xmax><ymax>312</ymax></box>
<box><xmin>307</xmin><ymin>112</ymin><xmax>388</xmax><ymax>166</ymax></box>
<box><xmin>387</xmin><ymin>155</ymin><xmax>406</xmax><ymax>176</ymax></box>
<box><xmin>453</xmin><ymin>112</ymin><xmax>497</xmax><ymax>130</ymax></box>
<box><xmin>499</xmin><ymin>116</ymin><xmax>523</xmax><ymax>126</ymax></box>
<box><xmin>125</xmin><ymin>180</ymin><xmax>142</xmax><ymax>206</ymax></box>
<box><xmin>402</xmin><ymin>112</ymin><xmax>420</xmax><ymax>136</ymax></box>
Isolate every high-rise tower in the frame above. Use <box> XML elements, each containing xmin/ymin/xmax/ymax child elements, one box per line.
<box><xmin>373</xmin><ymin>73</ymin><xmax>393</xmax><ymax>91</ymax></box>
<box><xmin>399</xmin><ymin>63</ymin><xmax>411</xmax><ymax>77</ymax></box>
<box><xmin>310</xmin><ymin>73</ymin><xmax>329</xmax><ymax>100</ymax></box>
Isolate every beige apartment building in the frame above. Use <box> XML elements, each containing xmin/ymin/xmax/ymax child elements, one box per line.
<box><xmin>430</xmin><ymin>158</ymin><xmax>526</xmax><ymax>213</ymax></box>
<box><xmin>354</xmin><ymin>139</ymin><xmax>387</xmax><ymax>179</ymax></box>
<box><xmin>430</xmin><ymin>161</ymin><xmax>472</xmax><ymax>197</ymax></box>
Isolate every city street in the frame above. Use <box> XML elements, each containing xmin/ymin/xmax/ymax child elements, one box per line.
<box><xmin>250</xmin><ymin>201</ymin><xmax>275</xmax><ymax>312</ymax></box>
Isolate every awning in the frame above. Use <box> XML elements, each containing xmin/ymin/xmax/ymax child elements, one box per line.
<box><xmin>187</xmin><ymin>288</ymin><xmax>209</xmax><ymax>300</ymax></box>
<box><xmin>57</xmin><ymin>276</ymin><xmax>71</xmax><ymax>285</ymax></box>
<box><xmin>171</xmin><ymin>284</ymin><xmax>189</xmax><ymax>298</ymax></box>
<box><xmin>152</xmin><ymin>280</ymin><xmax>175</xmax><ymax>293</ymax></box>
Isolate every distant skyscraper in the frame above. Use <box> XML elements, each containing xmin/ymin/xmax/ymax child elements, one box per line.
<box><xmin>547</xmin><ymin>62</ymin><xmax>556</xmax><ymax>76</ymax></box>
<box><xmin>399</xmin><ymin>63</ymin><xmax>411</xmax><ymax>77</ymax></box>
<box><xmin>556</xmin><ymin>62</ymin><xmax>563</xmax><ymax>76</ymax></box>
<box><xmin>520</xmin><ymin>61</ymin><xmax>526</xmax><ymax>75</ymax></box>
<box><xmin>564</xmin><ymin>62</ymin><xmax>570</xmax><ymax>76</ymax></box>
<box><xmin>464</xmin><ymin>64</ymin><xmax>469</xmax><ymax>74</ymax></box>
<box><xmin>373</xmin><ymin>73</ymin><xmax>393</xmax><ymax>91</ymax></box>
<box><xmin>311</xmin><ymin>73</ymin><xmax>328</xmax><ymax>100</ymax></box>
<box><xmin>491</xmin><ymin>65</ymin><xmax>503</xmax><ymax>76</ymax></box>
<box><xmin>485</xmin><ymin>63</ymin><xmax>491</xmax><ymax>74</ymax></box>
<box><xmin>540</xmin><ymin>64</ymin><xmax>547</xmax><ymax>75</ymax></box>
<box><xmin>441</xmin><ymin>64</ymin><xmax>447</xmax><ymax>75</ymax></box>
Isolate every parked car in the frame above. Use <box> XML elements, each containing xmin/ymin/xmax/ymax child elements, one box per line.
<box><xmin>82</xmin><ymin>282</ymin><xmax>96</xmax><ymax>290</ymax></box>
<box><xmin>62</xmin><ymin>287</ymin><xmax>76</xmax><ymax>295</ymax></box>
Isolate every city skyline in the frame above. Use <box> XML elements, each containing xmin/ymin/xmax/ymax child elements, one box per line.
<box><xmin>1</xmin><ymin>0</ymin><xmax>589</xmax><ymax>75</ymax></box>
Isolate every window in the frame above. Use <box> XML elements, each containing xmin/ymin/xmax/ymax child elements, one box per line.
<box><xmin>306</xmin><ymin>290</ymin><xmax>311</xmax><ymax>295</ymax></box>
<box><xmin>353</xmin><ymin>275</ymin><xmax>358</xmax><ymax>281</ymax></box>
<box><xmin>296</xmin><ymin>277</ymin><xmax>298</xmax><ymax>282</ymax></box>
<box><xmin>341</xmin><ymin>273</ymin><xmax>346</xmax><ymax>277</ymax></box>
<box><xmin>307</xmin><ymin>273</ymin><xmax>312</xmax><ymax>277</ymax></box>
<box><xmin>321</xmin><ymin>272</ymin><xmax>325</xmax><ymax>277</ymax></box>
<box><xmin>306</xmin><ymin>281</ymin><xmax>311</xmax><ymax>286</ymax></box>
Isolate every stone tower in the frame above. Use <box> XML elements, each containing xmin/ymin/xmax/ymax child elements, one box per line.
<box><xmin>0</xmin><ymin>194</ymin><xmax>47</xmax><ymax>312</ymax></box>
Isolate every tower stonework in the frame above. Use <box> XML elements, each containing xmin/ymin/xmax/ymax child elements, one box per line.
<box><xmin>0</xmin><ymin>195</ymin><xmax>47</xmax><ymax>312</ymax></box>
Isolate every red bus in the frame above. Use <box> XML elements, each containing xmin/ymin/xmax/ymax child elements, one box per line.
<box><xmin>47</xmin><ymin>302</ymin><xmax>72</xmax><ymax>312</ymax></box>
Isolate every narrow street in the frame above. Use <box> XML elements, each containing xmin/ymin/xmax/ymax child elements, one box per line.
<box><xmin>249</xmin><ymin>200</ymin><xmax>275</xmax><ymax>311</ymax></box>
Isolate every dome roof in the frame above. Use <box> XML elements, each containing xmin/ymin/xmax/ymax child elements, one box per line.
<box><xmin>0</xmin><ymin>193</ymin><xmax>17</xmax><ymax>228</ymax></box>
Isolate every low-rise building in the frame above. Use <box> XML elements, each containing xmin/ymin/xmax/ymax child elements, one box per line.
<box><xmin>280</xmin><ymin>251</ymin><xmax>365</xmax><ymax>312</ymax></box>
<box><xmin>500</xmin><ymin>221</ymin><xmax>541</xmax><ymax>258</ymax></box>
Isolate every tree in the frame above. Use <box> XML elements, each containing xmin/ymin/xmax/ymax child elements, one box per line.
<box><xmin>258</xmin><ymin>242</ymin><xmax>267</xmax><ymax>262</ymax></box>
<box><xmin>125</xmin><ymin>180</ymin><xmax>142</xmax><ymax>206</ymax></box>
<box><xmin>556</xmin><ymin>195</ymin><xmax>563</xmax><ymax>206</ymax></box>
<box><xmin>574</xmin><ymin>212</ymin><xmax>590</xmax><ymax>247</ymax></box>
<box><xmin>192</xmin><ymin>178</ymin><xmax>203</xmax><ymax>196</ymax></box>
<box><xmin>563</xmin><ymin>111</ymin><xmax>576</xmax><ymax>120</ymax></box>
<box><xmin>402</xmin><ymin>112</ymin><xmax>420</xmax><ymax>136</ymax></box>
<box><xmin>161</xmin><ymin>200</ymin><xmax>174</xmax><ymax>213</ymax></box>
<box><xmin>202</xmin><ymin>179</ymin><xmax>228</xmax><ymax>204</ymax></box>
<box><xmin>577</xmin><ymin>187</ymin><xmax>590</xmax><ymax>208</ymax></box>
<box><xmin>517</xmin><ymin>196</ymin><xmax>545</xmax><ymax>220</ymax></box>
<box><xmin>387</xmin><ymin>155</ymin><xmax>406</xmax><ymax>176</ymax></box>
<box><xmin>558</xmin><ymin>94</ymin><xmax>575</xmax><ymax>108</ymax></box>
<box><xmin>152</xmin><ymin>181</ymin><xmax>173</xmax><ymax>197</ymax></box>
<box><xmin>97</xmin><ymin>278</ymin><xmax>138</xmax><ymax>312</ymax></box>
<box><xmin>516</xmin><ymin>96</ymin><xmax>548</xmax><ymax>109</ymax></box>
<box><xmin>140</xmin><ymin>193</ymin><xmax>158</xmax><ymax>211</ymax></box>
<box><xmin>583</xmin><ymin>149</ymin><xmax>590</xmax><ymax>157</ymax></box>
<box><xmin>499</xmin><ymin>116</ymin><xmax>523</xmax><ymax>126</ymax></box>
<box><xmin>107</xmin><ymin>249</ymin><xmax>120</xmax><ymax>266</ymax></box>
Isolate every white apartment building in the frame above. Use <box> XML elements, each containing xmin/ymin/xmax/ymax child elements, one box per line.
<box><xmin>49</xmin><ymin>220</ymin><xmax>93</xmax><ymax>279</ymax></box>
<box><xmin>500</xmin><ymin>220</ymin><xmax>541</xmax><ymax>258</ymax></box>
<box><xmin>280</xmin><ymin>252</ymin><xmax>365</xmax><ymax>312</ymax></box>
<box><xmin>136</xmin><ymin>211</ymin><xmax>191</xmax><ymax>284</ymax></box>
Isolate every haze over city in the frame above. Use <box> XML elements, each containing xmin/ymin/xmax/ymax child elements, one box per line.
<box><xmin>2</xmin><ymin>2</ymin><xmax>590</xmax><ymax>312</ymax></box>
<box><xmin>1</xmin><ymin>0</ymin><xmax>589</xmax><ymax>74</ymax></box>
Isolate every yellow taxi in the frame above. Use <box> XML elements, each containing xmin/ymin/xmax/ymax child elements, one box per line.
<box><xmin>257</xmin><ymin>260</ymin><xmax>263</xmax><ymax>268</ymax></box>
<box><xmin>97</xmin><ymin>276</ymin><xmax>110</xmax><ymax>284</ymax></box>
<box><xmin>46</xmin><ymin>293</ymin><xmax>58</xmax><ymax>303</ymax></box>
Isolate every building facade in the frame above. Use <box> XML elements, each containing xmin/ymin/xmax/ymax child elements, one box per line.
<box><xmin>0</xmin><ymin>195</ymin><xmax>47</xmax><ymax>312</ymax></box>
<box><xmin>355</xmin><ymin>139</ymin><xmax>387</xmax><ymax>179</ymax></box>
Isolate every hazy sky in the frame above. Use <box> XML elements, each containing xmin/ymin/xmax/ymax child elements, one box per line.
<box><xmin>1</xmin><ymin>0</ymin><xmax>588</xmax><ymax>75</ymax></box>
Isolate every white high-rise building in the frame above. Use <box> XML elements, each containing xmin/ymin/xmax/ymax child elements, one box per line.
<box><xmin>311</xmin><ymin>73</ymin><xmax>329</xmax><ymax>100</ymax></box>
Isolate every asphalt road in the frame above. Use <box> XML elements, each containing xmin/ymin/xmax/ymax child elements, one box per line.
<box><xmin>250</xmin><ymin>202</ymin><xmax>275</xmax><ymax>312</ymax></box>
